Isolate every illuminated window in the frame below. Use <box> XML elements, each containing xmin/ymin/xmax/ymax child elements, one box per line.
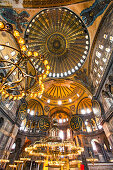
<box><xmin>110</xmin><ymin>36</ymin><xmax>113</xmax><ymax>41</ymax></box>
<box><xmin>98</xmin><ymin>124</ymin><xmax>102</xmax><ymax>129</ymax></box>
<box><xmin>61</xmin><ymin>73</ymin><xmax>63</xmax><ymax>77</ymax></box>
<box><xmin>96</xmin><ymin>80</ymin><xmax>98</xmax><ymax>84</ymax></box>
<box><xmin>11</xmin><ymin>51</ymin><xmax>16</xmax><ymax>56</ymax></box>
<box><xmin>81</xmin><ymin>109</ymin><xmax>86</xmax><ymax>114</ymax></box>
<box><xmin>85</xmin><ymin>121</ymin><xmax>88</xmax><ymax>125</ymax></box>
<box><xmin>47</xmin><ymin>99</ymin><xmax>50</xmax><ymax>103</ymax></box>
<box><xmin>99</xmin><ymin>45</ymin><xmax>104</xmax><ymax>50</ymax></box>
<box><xmin>78</xmin><ymin>63</ymin><xmax>81</xmax><ymax>67</ymax></box>
<box><xmin>80</xmin><ymin>59</ymin><xmax>84</xmax><ymax>63</ymax></box>
<box><xmin>94</xmin><ymin>68</ymin><xmax>97</xmax><ymax>72</ymax></box>
<box><xmin>64</xmin><ymin>72</ymin><xmax>67</xmax><ymax>76</ymax></box>
<box><xmin>59</xmin><ymin>130</ymin><xmax>64</xmax><ymax>140</ymax></box>
<box><xmin>59</xmin><ymin>119</ymin><xmax>62</xmax><ymax>123</ymax></box>
<box><xmin>6</xmin><ymin>42</ymin><xmax>10</xmax><ymax>46</ymax></box>
<box><xmin>84</xmin><ymin>51</ymin><xmax>87</xmax><ymax>55</ymax></box>
<box><xmin>95</xmin><ymin>60</ymin><xmax>99</xmax><ymax>65</ymax></box>
<box><xmin>20</xmin><ymin>121</ymin><xmax>25</xmax><ymax>131</ymax></box>
<box><xmin>58</xmin><ymin>100</ymin><xmax>62</xmax><ymax>105</ymax></box>
<box><xmin>11</xmin><ymin>143</ymin><xmax>16</xmax><ymax>150</ymax></box>
<box><xmin>38</xmin><ymin>67</ymin><xmax>42</xmax><ymax>71</ymax></box>
<box><xmin>85</xmin><ymin>46</ymin><xmax>88</xmax><ymax>50</ymax></box>
<box><xmin>13</xmin><ymin>71</ymin><xmax>17</xmax><ymax>76</ymax></box>
<box><xmin>67</xmin><ymin>129</ymin><xmax>70</xmax><ymax>139</ymax></box>
<box><xmin>103</xmin><ymin>58</ymin><xmax>107</xmax><ymax>63</ymax></box>
<box><xmin>75</xmin><ymin>66</ymin><xmax>78</xmax><ymax>70</ymax></box>
<box><xmin>30</xmin><ymin>110</ymin><xmax>34</xmax><ymax>116</ymax></box>
<box><xmin>69</xmin><ymin>98</ymin><xmax>72</xmax><ymax>102</ymax></box>
<box><xmin>27</xmin><ymin>109</ymin><xmax>30</xmax><ymax>113</ymax></box>
<box><xmin>4</xmin><ymin>55</ymin><xmax>9</xmax><ymax>60</ymax></box>
<box><xmin>86</xmin><ymin>108</ymin><xmax>91</xmax><ymax>114</ymax></box>
<box><xmin>86</xmin><ymin>126</ymin><xmax>92</xmax><ymax>132</ymax></box>
<box><xmin>85</xmin><ymin>35</ymin><xmax>88</xmax><ymax>39</ymax></box>
<box><xmin>104</xmin><ymin>34</ymin><xmax>107</xmax><ymax>39</ymax></box>
<box><xmin>57</xmin><ymin>73</ymin><xmax>59</xmax><ymax>77</ymax></box>
<box><xmin>72</xmin><ymin>68</ymin><xmax>75</xmax><ymax>73</ymax></box>
<box><xmin>0</xmin><ymin>45</ymin><xmax>4</xmax><ymax>50</ymax></box>
<box><xmin>98</xmin><ymin>73</ymin><xmax>101</xmax><ymax>78</ymax></box>
<box><xmin>82</xmin><ymin>55</ymin><xmax>86</xmax><ymax>59</ymax></box>
<box><xmin>49</xmin><ymin>72</ymin><xmax>52</xmax><ymax>77</ymax></box>
<box><xmin>91</xmin><ymin>140</ymin><xmax>97</xmax><ymax>151</ymax></box>
<box><xmin>105</xmin><ymin>48</ymin><xmax>110</xmax><ymax>53</ymax></box>
<box><xmin>100</xmin><ymin>66</ymin><xmax>103</xmax><ymax>71</ymax></box>
<box><xmin>96</xmin><ymin>51</ymin><xmax>101</xmax><ymax>58</ymax></box>
<box><xmin>77</xmin><ymin>93</ymin><xmax>80</xmax><ymax>97</ymax></box>
<box><xmin>63</xmin><ymin>119</ymin><xmax>66</xmax><ymax>123</ymax></box>
<box><xmin>68</xmin><ymin>70</ymin><xmax>71</xmax><ymax>74</ymax></box>
<box><xmin>53</xmin><ymin>73</ymin><xmax>55</xmax><ymax>77</ymax></box>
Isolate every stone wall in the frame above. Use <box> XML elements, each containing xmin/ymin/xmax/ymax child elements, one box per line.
<box><xmin>88</xmin><ymin>163</ymin><xmax>113</xmax><ymax>170</ymax></box>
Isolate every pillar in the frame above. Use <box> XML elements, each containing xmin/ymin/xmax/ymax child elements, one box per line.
<box><xmin>81</xmin><ymin>152</ymin><xmax>89</xmax><ymax>170</ymax></box>
<box><xmin>103</xmin><ymin>121</ymin><xmax>113</xmax><ymax>151</ymax></box>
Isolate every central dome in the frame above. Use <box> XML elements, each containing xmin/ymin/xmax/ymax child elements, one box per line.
<box><xmin>25</xmin><ymin>7</ymin><xmax>90</xmax><ymax>78</ymax></box>
<box><xmin>47</xmin><ymin>33</ymin><xmax>66</xmax><ymax>55</ymax></box>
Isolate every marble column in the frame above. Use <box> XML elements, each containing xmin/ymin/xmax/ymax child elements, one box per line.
<box><xmin>103</xmin><ymin>120</ymin><xmax>113</xmax><ymax>151</ymax></box>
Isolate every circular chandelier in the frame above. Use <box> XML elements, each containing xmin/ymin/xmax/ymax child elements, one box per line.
<box><xmin>25</xmin><ymin>137</ymin><xmax>84</xmax><ymax>158</ymax></box>
<box><xmin>0</xmin><ymin>21</ymin><xmax>50</xmax><ymax>100</ymax></box>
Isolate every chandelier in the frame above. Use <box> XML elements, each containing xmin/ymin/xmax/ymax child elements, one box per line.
<box><xmin>25</xmin><ymin>137</ymin><xmax>84</xmax><ymax>168</ymax></box>
<box><xmin>25</xmin><ymin>121</ymin><xmax>84</xmax><ymax>167</ymax></box>
<box><xmin>20</xmin><ymin>120</ymin><xmax>84</xmax><ymax>168</ymax></box>
<box><xmin>0</xmin><ymin>21</ymin><xmax>50</xmax><ymax>100</ymax></box>
<box><xmin>25</xmin><ymin>137</ymin><xmax>84</xmax><ymax>157</ymax></box>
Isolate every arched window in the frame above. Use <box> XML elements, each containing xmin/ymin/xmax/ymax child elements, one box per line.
<box><xmin>11</xmin><ymin>143</ymin><xmax>16</xmax><ymax>150</ymax></box>
<box><xmin>59</xmin><ymin>130</ymin><xmax>64</xmax><ymax>140</ymax></box>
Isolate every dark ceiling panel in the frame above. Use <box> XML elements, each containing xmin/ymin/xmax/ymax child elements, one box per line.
<box><xmin>23</xmin><ymin>0</ymin><xmax>91</xmax><ymax>8</ymax></box>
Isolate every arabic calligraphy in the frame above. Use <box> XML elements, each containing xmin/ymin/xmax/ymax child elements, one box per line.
<box><xmin>39</xmin><ymin>117</ymin><xmax>50</xmax><ymax>132</ymax></box>
<box><xmin>70</xmin><ymin>115</ymin><xmax>83</xmax><ymax>131</ymax></box>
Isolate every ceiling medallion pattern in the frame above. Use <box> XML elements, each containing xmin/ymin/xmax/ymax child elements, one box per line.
<box><xmin>25</xmin><ymin>7</ymin><xmax>90</xmax><ymax>78</ymax></box>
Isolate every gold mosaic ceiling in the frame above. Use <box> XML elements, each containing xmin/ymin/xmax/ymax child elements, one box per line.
<box><xmin>23</xmin><ymin>0</ymin><xmax>90</xmax><ymax>8</ymax></box>
<box><xmin>33</xmin><ymin>80</ymin><xmax>91</xmax><ymax>105</ymax></box>
<box><xmin>27</xmin><ymin>99</ymin><xmax>44</xmax><ymax>116</ymax></box>
<box><xmin>77</xmin><ymin>97</ymin><xmax>92</xmax><ymax>114</ymax></box>
<box><xmin>25</xmin><ymin>7</ymin><xmax>90</xmax><ymax>78</ymax></box>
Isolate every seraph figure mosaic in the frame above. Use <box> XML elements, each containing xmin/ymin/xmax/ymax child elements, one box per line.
<box><xmin>80</xmin><ymin>0</ymin><xmax>111</xmax><ymax>27</ymax></box>
<box><xmin>0</xmin><ymin>8</ymin><xmax>30</xmax><ymax>33</ymax></box>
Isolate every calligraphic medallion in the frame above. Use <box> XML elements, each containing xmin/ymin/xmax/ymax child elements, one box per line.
<box><xmin>70</xmin><ymin>115</ymin><xmax>83</xmax><ymax>131</ymax></box>
<box><xmin>39</xmin><ymin>117</ymin><xmax>50</xmax><ymax>132</ymax></box>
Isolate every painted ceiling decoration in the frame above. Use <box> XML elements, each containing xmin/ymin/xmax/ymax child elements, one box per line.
<box><xmin>23</xmin><ymin>0</ymin><xmax>90</xmax><ymax>8</ymax></box>
<box><xmin>77</xmin><ymin>97</ymin><xmax>92</xmax><ymax>114</ymax></box>
<box><xmin>27</xmin><ymin>99</ymin><xmax>44</xmax><ymax>116</ymax></box>
<box><xmin>0</xmin><ymin>8</ymin><xmax>30</xmax><ymax>33</ymax></box>
<box><xmin>25</xmin><ymin>7</ymin><xmax>90</xmax><ymax>78</ymax></box>
<box><xmin>32</xmin><ymin>80</ymin><xmax>92</xmax><ymax>106</ymax></box>
<box><xmin>80</xmin><ymin>0</ymin><xmax>111</xmax><ymax>27</ymax></box>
